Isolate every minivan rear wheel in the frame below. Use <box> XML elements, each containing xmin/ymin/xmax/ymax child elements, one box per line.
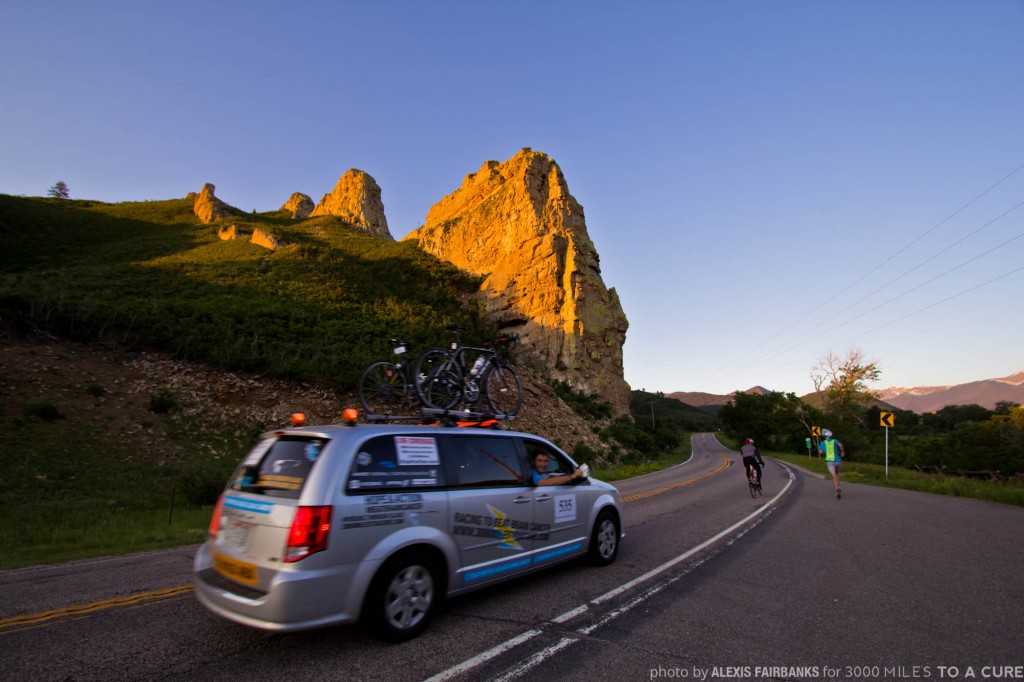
<box><xmin>365</xmin><ymin>551</ymin><xmax>440</xmax><ymax>642</ymax></box>
<box><xmin>589</xmin><ymin>510</ymin><xmax>620</xmax><ymax>566</ymax></box>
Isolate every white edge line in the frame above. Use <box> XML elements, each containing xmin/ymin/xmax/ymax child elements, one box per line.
<box><xmin>490</xmin><ymin>637</ymin><xmax>576</xmax><ymax>682</ymax></box>
<box><xmin>592</xmin><ymin>462</ymin><xmax>793</xmax><ymax>605</ymax></box>
<box><xmin>423</xmin><ymin>628</ymin><xmax>543</xmax><ymax>682</ymax></box>
<box><xmin>429</xmin><ymin>461</ymin><xmax>796</xmax><ymax>681</ymax></box>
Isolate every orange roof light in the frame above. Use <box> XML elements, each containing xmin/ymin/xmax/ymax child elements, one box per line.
<box><xmin>290</xmin><ymin>412</ymin><xmax>307</xmax><ymax>427</ymax></box>
<box><xmin>342</xmin><ymin>408</ymin><xmax>359</xmax><ymax>424</ymax></box>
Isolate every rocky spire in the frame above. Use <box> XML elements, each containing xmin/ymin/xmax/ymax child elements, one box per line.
<box><xmin>310</xmin><ymin>169</ymin><xmax>392</xmax><ymax>240</ymax></box>
<box><xmin>280</xmin><ymin>192</ymin><xmax>314</xmax><ymax>219</ymax></box>
<box><xmin>192</xmin><ymin>183</ymin><xmax>238</xmax><ymax>224</ymax></box>
<box><xmin>404</xmin><ymin>149</ymin><xmax>630</xmax><ymax>415</ymax></box>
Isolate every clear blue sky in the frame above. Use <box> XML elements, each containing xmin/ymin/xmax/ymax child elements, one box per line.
<box><xmin>3</xmin><ymin>1</ymin><xmax>1022</xmax><ymax>396</ymax></box>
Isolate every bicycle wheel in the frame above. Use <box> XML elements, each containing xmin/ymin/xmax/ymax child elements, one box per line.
<box><xmin>748</xmin><ymin>479</ymin><xmax>757</xmax><ymax>499</ymax></box>
<box><xmin>483</xmin><ymin>363</ymin><xmax>523</xmax><ymax>416</ymax></box>
<box><xmin>359</xmin><ymin>361</ymin><xmax>410</xmax><ymax>416</ymax></box>
<box><xmin>415</xmin><ymin>349</ymin><xmax>461</xmax><ymax>410</ymax></box>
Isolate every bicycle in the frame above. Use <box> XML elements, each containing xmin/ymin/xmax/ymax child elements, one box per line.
<box><xmin>415</xmin><ymin>325</ymin><xmax>524</xmax><ymax>417</ymax></box>
<box><xmin>747</xmin><ymin>464</ymin><xmax>762</xmax><ymax>498</ymax></box>
<box><xmin>358</xmin><ymin>339</ymin><xmax>423</xmax><ymax>417</ymax></box>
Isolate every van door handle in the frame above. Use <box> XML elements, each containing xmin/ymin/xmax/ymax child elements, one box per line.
<box><xmin>534</xmin><ymin>494</ymin><xmax>551</xmax><ymax>502</ymax></box>
<box><xmin>514</xmin><ymin>496</ymin><xmax>532</xmax><ymax>504</ymax></box>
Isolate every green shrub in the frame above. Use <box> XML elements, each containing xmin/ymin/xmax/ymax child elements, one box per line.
<box><xmin>25</xmin><ymin>401</ymin><xmax>64</xmax><ymax>421</ymax></box>
<box><xmin>148</xmin><ymin>390</ymin><xmax>178</xmax><ymax>414</ymax></box>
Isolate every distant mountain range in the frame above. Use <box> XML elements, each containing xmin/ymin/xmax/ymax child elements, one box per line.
<box><xmin>667</xmin><ymin>372</ymin><xmax>1024</xmax><ymax>414</ymax></box>
<box><xmin>666</xmin><ymin>386</ymin><xmax>771</xmax><ymax>408</ymax></box>
<box><xmin>876</xmin><ymin>371</ymin><xmax>1024</xmax><ymax>413</ymax></box>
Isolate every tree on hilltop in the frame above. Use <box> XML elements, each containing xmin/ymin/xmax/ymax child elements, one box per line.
<box><xmin>47</xmin><ymin>181</ymin><xmax>70</xmax><ymax>199</ymax></box>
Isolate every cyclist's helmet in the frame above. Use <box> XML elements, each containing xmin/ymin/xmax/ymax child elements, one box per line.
<box><xmin>822</xmin><ymin>429</ymin><xmax>833</xmax><ymax>438</ymax></box>
<box><xmin>744</xmin><ymin>438</ymin><xmax>754</xmax><ymax>445</ymax></box>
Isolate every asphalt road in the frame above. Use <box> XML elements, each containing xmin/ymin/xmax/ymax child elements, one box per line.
<box><xmin>2</xmin><ymin>434</ymin><xmax>1022</xmax><ymax>682</ymax></box>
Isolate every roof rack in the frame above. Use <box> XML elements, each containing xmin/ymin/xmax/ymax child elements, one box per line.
<box><xmin>363</xmin><ymin>407</ymin><xmax>517</xmax><ymax>428</ymax></box>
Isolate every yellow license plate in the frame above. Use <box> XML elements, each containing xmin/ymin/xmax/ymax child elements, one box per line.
<box><xmin>213</xmin><ymin>551</ymin><xmax>259</xmax><ymax>587</ymax></box>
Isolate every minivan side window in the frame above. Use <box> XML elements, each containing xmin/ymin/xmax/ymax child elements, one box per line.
<box><xmin>447</xmin><ymin>435</ymin><xmax>526</xmax><ymax>487</ymax></box>
<box><xmin>523</xmin><ymin>438</ymin><xmax>573</xmax><ymax>476</ymax></box>
<box><xmin>346</xmin><ymin>435</ymin><xmax>446</xmax><ymax>492</ymax></box>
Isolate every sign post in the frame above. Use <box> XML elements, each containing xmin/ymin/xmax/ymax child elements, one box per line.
<box><xmin>811</xmin><ymin>426</ymin><xmax>821</xmax><ymax>457</ymax></box>
<box><xmin>880</xmin><ymin>412</ymin><xmax>895</xmax><ymax>479</ymax></box>
<box><xmin>805</xmin><ymin>438</ymin><xmax>812</xmax><ymax>456</ymax></box>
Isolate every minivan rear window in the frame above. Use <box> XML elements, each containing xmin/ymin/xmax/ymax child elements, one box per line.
<box><xmin>230</xmin><ymin>436</ymin><xmax>327</xmax><ymax>499</ymax></box>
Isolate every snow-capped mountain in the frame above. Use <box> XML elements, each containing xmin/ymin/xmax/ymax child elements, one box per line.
<box><xmin>878</xmin><ymin>372</ymin><xmax>1024</xmax><ymax>413</ymax></box>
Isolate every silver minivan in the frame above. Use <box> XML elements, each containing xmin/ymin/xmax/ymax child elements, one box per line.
<box><xmin>193</xmin><ymin>415</ymin><xmax>624</xmax><ymax>641</ymax></box>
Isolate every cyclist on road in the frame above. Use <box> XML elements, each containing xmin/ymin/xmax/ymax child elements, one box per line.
<box><xmin>818</xmin><ymin>429</ymin><xmax>845</xmax><ymax>499</ymax></box>
<box><xmin>740</xmin><ymin>438</ymin><xmax>764</xmax><ymax>488</ymax></box>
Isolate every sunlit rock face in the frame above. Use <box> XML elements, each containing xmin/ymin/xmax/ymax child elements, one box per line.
<box><xmin>310</xmin><ymin>169</ymin><xmax>392</xmax><ymax>240</ymax></box>
<box><xmin>280</xmin><ymin>192</ymin><xmax>314</xmax><ymax>219</ymax></box>
<box><xmin>404</xmin><ymin>149</ymin><xmax>630</xmax><ymax>415</ymax></box>
<box><xmin>192</xmin><ymin>183</ymin><xmax>237</xmax><ymax>224</ymax></box>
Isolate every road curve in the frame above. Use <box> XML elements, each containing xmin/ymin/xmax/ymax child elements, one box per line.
<box><xmin>2</xmin><ymin>433</ymin><xmax>1021</xmax><ymax>682</ymax></box>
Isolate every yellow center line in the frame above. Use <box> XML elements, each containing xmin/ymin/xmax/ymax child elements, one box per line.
<box><xmin>4</xmin><ymin>453</ymin><xmax>732</xmax><ymax>635</ymax></box>
<box><xmin>0</xmin><ymin>584</ymin><xmax>194</xmax><ymax>636</ymax></box>
<box><xmin>620</xmin><ymin>454</ymin><xmax>731</xmax><ymax>503</ymax></box>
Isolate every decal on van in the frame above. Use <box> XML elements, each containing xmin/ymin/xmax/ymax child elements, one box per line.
<box><xmin>451</xmin><ymin>506</ymin><xmax>534</xmax><ymax>550</ymax></box>
<box><xmin>341</xmin><ymin>493</ymin><xmax>424</xmax><ymax>529</ymax></box>
<box><xmin>224</xmin><ymin>496</ymin><xmax>274</xmax><ymax>514</ymax></box>
<box><xmin>554</xmin><ymin>494</ymin><xmax>577</xmax><ymax>523</ymax></box>
<box><xmin>487</xmin><ymin>504</ymin><xmax>522</xmax><ymax>550</ymax></box>
<box><xmin>394</xmin><ymin>436</ymin><xmax>440</xmax><ymax>465</ymax></box>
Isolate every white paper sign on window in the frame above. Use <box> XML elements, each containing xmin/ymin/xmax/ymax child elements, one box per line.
<box><xmin>395</xmin><ymin>436</ymin><xmax>440</xmax><ymax>466</ymax></box>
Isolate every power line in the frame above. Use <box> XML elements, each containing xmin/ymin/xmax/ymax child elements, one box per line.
<box><xmin>755</xmin><ymin>263</ymin><xmax>1024</xmax><ymax>382</ymax></box>
<box><xmin>692</xmin><ymin>161</ymin><xmax>1024</xmax><ymax>391</ymax></box>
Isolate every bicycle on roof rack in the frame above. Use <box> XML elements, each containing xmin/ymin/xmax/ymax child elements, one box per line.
<box><xmin>357</xmin><ymin>338</ymin><xmax>424</xmax><ymax>417</ymax></box>
<box><xmin>414</xmin><ymin>324</ymin><xmax>524</xmax><ymax>417</ymax></box>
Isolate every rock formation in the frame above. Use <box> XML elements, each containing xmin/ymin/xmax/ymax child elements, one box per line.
<box><xmin>280</xmin><ymin>192</ymin><xmax>314</xmax><ymax>219</ymax></box>
<box><xmin>310</xmin><ymin>169</ymin><xmax>393</xmax><ymax>240</ymax></box>
<box><xmin>217</xmin><ymin>224</ymin><xmax>280</xmax><ymax>251</ymax></box>
<box><xmin>192</xmin><ymin>183</ymin><xmax>237</xmax><ymax>224</ymax></box>
<box><xmin>404</xmin><ymin>150</ymin><xmax>630</xmax><ymax>415</ymax></box>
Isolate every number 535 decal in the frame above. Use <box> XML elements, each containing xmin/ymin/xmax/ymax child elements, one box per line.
<box><xmin>554</xmin><ymin>494</ymin><xmax>577</xmax><ymax>523</ymax></box>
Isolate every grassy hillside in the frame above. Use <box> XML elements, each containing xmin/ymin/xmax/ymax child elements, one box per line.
<box><xmin>1</xmin><ymin>195</ymin><xmax>494</xmax><ymax>386</ymax></box>
<box><xmin>1</xmin><ymin>194</ymin><xmax>695</xmax><ymax>568</ymax></box>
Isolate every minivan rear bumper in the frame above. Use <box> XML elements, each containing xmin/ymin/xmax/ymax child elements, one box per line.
<box><xmin>193</xmin><ymin>543</ymin><xmax>375</xmax><ymax>632</ymax></box>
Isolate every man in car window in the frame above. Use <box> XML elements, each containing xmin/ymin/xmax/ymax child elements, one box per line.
<box><xmin>530</xmin><ymin>450</ymin><xmax>585</xmax><ymax>486</ymax></box>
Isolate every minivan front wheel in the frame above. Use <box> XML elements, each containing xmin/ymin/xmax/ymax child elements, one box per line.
<box><xmin>589</xmin><ymin>510</ymin><xmax>620</xmax><ymax>566</ymax></box>
<box><xmin>365</xmin><ymin>551</ymin><xmax>440</xmax><ymax>642</ymax></box>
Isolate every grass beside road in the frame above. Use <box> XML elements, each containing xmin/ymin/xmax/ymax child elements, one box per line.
<box><xmin>771</xmin><ymin>452</ymin><xmax>1024</xmax><ymax>508</ymax></box>
<box><xmin>6</xmin><ymin>428</ymin><xmax>1020</xmax><ymax>571</ymax></box>
<box><xmin>0</xmin><ymin>436</ymin><xmax>688</xmax><ymax>569</ymax></box>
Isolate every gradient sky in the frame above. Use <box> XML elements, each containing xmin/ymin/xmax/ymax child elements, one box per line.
<box><xmin>3</xmin><ymin>1</ymin><xmax>1022</xmax><ymax>396</ymax></box>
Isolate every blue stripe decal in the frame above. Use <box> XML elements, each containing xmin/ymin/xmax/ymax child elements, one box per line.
<box><xmin>224</xmin><ymin>496</ymin><xmax>274</xmax><ymax>515</ymax></box>
<box><xmin>462</xmin><ymin>542</ymin><xmax>584</xmax><ymax>584</ymax></box>
<box><xmin>464</xmin><ymin>557</ymin><xmax>532</xmax><ymax>583</ymax></box>
<box><xmin>534</xmin><ymin>542</ymin><xmax>583</xmax><ymax>564</ymax></box>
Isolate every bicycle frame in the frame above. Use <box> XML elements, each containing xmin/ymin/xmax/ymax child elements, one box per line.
<box><xmin>416</xmin><ymin>326</ymin><xmax>521</xmax><ymax>415</ymax></box>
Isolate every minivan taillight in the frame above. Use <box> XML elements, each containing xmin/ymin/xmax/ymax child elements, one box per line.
<box><xmin>285</xmin><ymin>505</ymin><xmax>332</xmax><ymax>562</ymax></box>
<box><xmin>208</xmin><ymin>493</ymin><xmax>226</xmax><ymax>539</ymax></box>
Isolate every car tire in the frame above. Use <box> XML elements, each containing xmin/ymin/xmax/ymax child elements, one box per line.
<box><xmin>364</xmin><ymin>551</ymin><xmax>441</xmax><ymax>642</ymax></box>
<box><xmin>588</xmin><ymin>509</ymin><xmax>620</xmax><ymax>566</ymax></box>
